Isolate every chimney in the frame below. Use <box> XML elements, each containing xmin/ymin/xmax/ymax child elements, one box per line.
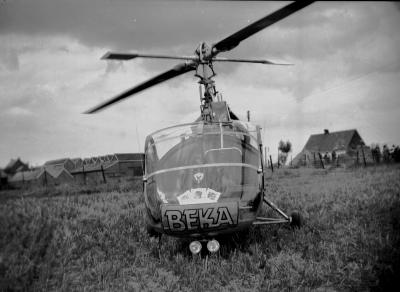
<box><xmin>324</xmin><ymin>129</ymin><xmax>329</xmax><ymax>135</ymax></box>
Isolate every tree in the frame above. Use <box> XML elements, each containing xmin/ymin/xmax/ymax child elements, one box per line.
<box><xmin>383</xmin><ymin>144</ymin><xmax>390</xmax><ymax>162</ymax></box>
<box><xmin>278</xmin><ymin>140</ymin><xmax>292</xmax><ymax>165</ymax></box>
<box><xmin>371</xmin><ymin>143</ymin><xmax>381</xmax><ymax>163</ymax></box>
<box><xmin>392</xmin><ymin>145</ymin><xmax>400</xmax><ymax>162</ymax></box>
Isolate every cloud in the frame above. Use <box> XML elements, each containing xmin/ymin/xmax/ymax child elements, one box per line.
<box><xmin>4</xmin><ymin>106</ymin><xmax>33</xmax><ymax>116</ymax></box>
<box><xmin>0</xmin><ymin>1</ymin><xmax>400</xmax><ymax>165</ymax></box>
<box><xmin>0</xmin><ymin>32</ymin><xmax>201</xmax><ymax>165</ymax></box>
<box><xmin>104</xmin><ymin>60</ymin><xmax>124</xmax><ymax>74</ymax></box>
<box><xmin>0</xmin><ymin>47</ymin><xmax>19</xmax><ymax>70</ymax></box>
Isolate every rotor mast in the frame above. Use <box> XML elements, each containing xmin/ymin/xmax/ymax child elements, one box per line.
<box><xmin>194</xmin><ymin>42</ymin><xmax>226</xmax><ymax>121</ymax></box>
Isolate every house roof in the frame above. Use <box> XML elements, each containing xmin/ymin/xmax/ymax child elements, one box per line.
<box><xmin>114</xmin><ymin>153</ymin><xmax>144</xmax><ymax>161</ymax></box>
<box><xmin>303</xmin><ymin>129</ymin><xmax>362</xmax><ymax>153</ymax></box>
<box><xmin>69</xmin><ymin>153</ymin><xmax>143</xmax><ymax>173</ymax></box>
<box><xmin>5</xmin><ymin>159</ymin><xmax>17</xmax><ymax>169</ymax></box>
<box><xmin>70</xmin><ymin>160</ymin><xmax>118</xmax><ymax>173</ymax></box>
<box><xmin>16</xmin><ymin>166</ymin><xmax>25</xmax><ymax>172</ymax></box>
<box><xmin>44</xmin><ymin>158</ymin><xmax>71</xmax><ymax>166</ymax></box>
<box><xmin>42</xmin><ymin>164</ymin><xmax>73</xmax><ymax>179</ymax></box>
<box><xmin>4</xmin><ymin>158</ymin><xmax>28</xmax><ymax>173</ymax></box>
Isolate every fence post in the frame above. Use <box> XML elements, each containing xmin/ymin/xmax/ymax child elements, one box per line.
<box><xmin>357</xmin><ymin>150</ymin><xmax>360</xmax><ymax>166</ymax></box>
<box><xmin>101</xmin><ymin>165</ymin><xmax>107</xmax><ymax>183</ymax></box>
<box><xmin>361</xmin><ymin>147</ymin><xmax>367</xmax><ymax>167</ymax></box>
<box><xmin>318</xmin><ymin>152</ymin><xmax>325</xmax><ymax>169</ymax></box>
<box><xmin>269</xmin><ymin>155</ymin><xmax>274</xmax><ymax>173</ymax></box>
<box><xmin>82</xmin><ymin>165</ymin><xmax>86</xmax><ymax>185</ymax></box>
<box><xmin>264</xmin><ymin>146</ymin><xmax>267</xmax><ymax>168</ymax></box>
<box><xmin>277</xmin><ymin>149</ymin><xmax>280</xmax><ymax>168</ymax></box>
<box><xmin>44</xmin><ymin>168</ymin><xmax>47</xmax><ymax>186</ymax></box>
<box><xmin>313</xmin><ymin>152</ymin><xmax>316</xmax><ymax>167</ymax></box>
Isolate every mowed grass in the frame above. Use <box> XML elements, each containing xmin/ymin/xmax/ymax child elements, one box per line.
<box><xmin>1</xmin><ymin>165</ymin><xmax>399</xmax><ymax>291</ymax></box>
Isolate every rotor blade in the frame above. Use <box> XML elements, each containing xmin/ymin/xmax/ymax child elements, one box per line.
<box><xmin>85</xmin><ymin>61</ymin><xmax>197</xmax><ymax>114</ymax></box>
<box><xmin>101</xmin><ymin>52</ymin><xmax>140</xmax><ymax>60</ymax></box>
<box><xmin>212</xmin><ymin>1</ymin><xmax>314</xmax><ymax>54</ymax></box>
<box><xmin>102</xmin><ymin>52</ymin><xmax>197</xmax><ymax>61</ymax></box>
<box><xmin>212</xmin><ymin>57</ymin><xmax>292</xmax><ymax>65</ymax></box>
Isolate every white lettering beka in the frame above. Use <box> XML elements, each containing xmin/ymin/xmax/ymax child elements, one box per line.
<box><xmin>162</xmin><ymin>202</ymin><xmax>238</xmax><ymax>232</ymax></box>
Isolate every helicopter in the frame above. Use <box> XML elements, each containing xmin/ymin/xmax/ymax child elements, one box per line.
<box><xmin>86</xmin><ymin>1</ymin><xmax>314</xmax><ymax>254</ymax></box>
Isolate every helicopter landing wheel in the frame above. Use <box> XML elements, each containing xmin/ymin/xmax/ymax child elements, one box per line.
<box><xmin>146</xmin><ymin>224</ymin><xmax>161</xmax><ymax>238</ymax></box>
<box><xmin>290</xmin><ymin>211</ymin><xmax>303</xmax><ymax>229</ymax></box>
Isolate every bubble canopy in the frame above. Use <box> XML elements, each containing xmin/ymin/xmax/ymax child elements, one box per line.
<box><xmin>144</xmin><ymin>121</ymin><xmax>262</xmax><ymax>205</ymax></box>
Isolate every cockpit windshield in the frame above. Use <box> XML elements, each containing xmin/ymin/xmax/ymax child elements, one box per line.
<box><xmin>145</xmin><ymin>121</ymin><xmax>261</xmax><ymax>205</ymax></box>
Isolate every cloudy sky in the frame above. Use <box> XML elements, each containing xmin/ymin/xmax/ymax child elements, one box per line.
<box><xmin>1</xmin><ymin>0</ymin><xmax>399</xmax><ymax>167</ymax></box>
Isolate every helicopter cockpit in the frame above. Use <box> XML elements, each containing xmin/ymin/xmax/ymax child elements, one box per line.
<box><xmin>144</xmin><ymin>121</ymin><xmax>262</xmax><ymax>210</ymax></box>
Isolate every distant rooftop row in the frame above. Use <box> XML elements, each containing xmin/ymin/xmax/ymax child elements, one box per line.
<box><xmin>0</xmin><ymin>153</ymin><xmax>144</xmax><ymax>188</ymax></box>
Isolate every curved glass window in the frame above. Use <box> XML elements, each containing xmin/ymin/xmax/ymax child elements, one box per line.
<box><xmin>145</xmin><ymin>121</ymin><xmax>261</xmax><ymax>205</ymax></box>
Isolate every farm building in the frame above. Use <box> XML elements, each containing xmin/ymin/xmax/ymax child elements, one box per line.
<box><xmin>8</xmin><ymin>168</ymin><xmax>45</xmax><ymax>188</ymax></box>
<box><xmin>8</xmin><ymin>165</ymin><xmax>74</xmax><ymax>188</ymax></box>
<box><xmin>44</xmin><ymin>158</ymin><xmax>75</xmax><ymax>172</ymax></box>
<box><xmin>71</xmin><ymin>153</ymin><xmax>144</xmax><ymax>184</ymax></box>
<box><xmin>43</xmin><ymin>164</ymin><xmax>74</xmax><ymax>185</ymax></box>
<box><xmin>293</xmin><ymin>129</ymin><xmax>373</xmax><ymax>167</ymax></box>
<box><xmin>3</xmin><ymin>158</ymin><xmax>29</xmax><ymax>175</ymax></box>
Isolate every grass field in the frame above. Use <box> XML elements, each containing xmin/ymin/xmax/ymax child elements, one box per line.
<box><xmin>1</xmin><ymin>165</ymin><xmax>399</xmax><ymax>291</ymax></box>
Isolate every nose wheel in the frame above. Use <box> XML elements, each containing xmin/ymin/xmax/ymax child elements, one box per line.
<box><xmin>290</xmin><ymin>211</ymin><xmax>303</xmax><ymax>228</ymax></box>
<box><xmin>253</xmin><ymin>196</ymin><xmax>304</xmax><ymax>228</ymax></box>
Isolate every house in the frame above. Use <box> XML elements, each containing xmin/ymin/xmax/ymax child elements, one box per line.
<box><xmin>3</xmin><ymin>158</ymin><xmax>29</xmax><ymax>175</ymax></box>
<box><xmin>8</xmin><ymin>169</ymin><xmax>41</xmax><ymax>188</ymax></box>
<box><xmin>71</xmin><ymin>153</ymin><xmax>144</xmax><ymax>184</ymax></box>
<box><xmin>293</xmin><ymin>129</ymin><xmax>372</xmax><ymax>167</ymax></box>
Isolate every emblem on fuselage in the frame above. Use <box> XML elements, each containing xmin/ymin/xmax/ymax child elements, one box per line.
<box><xmin>193</xmin><ymin>172</ymin><xmax>204</xmax><ymax>184</ymax></box>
